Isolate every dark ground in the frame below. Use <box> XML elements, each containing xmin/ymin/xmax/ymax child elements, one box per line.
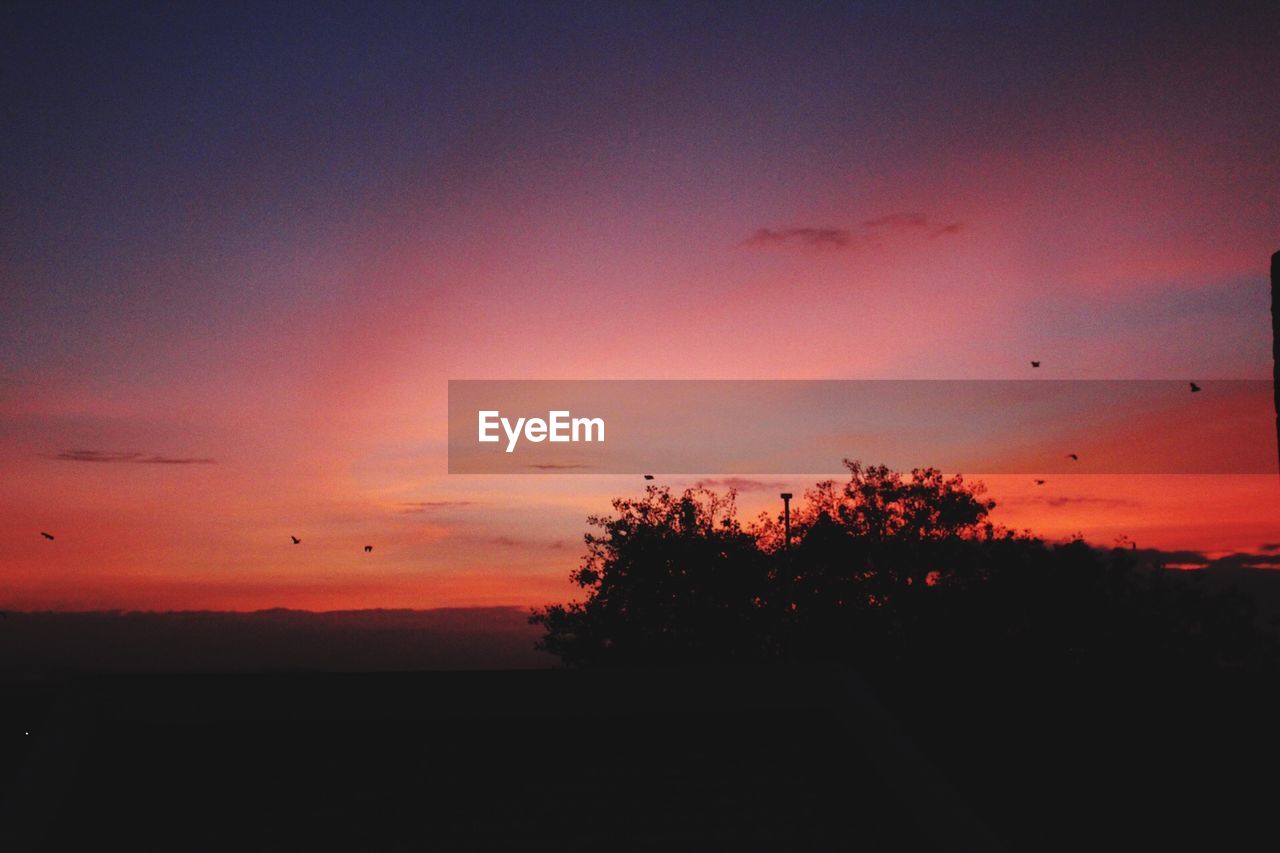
<box><xmin>0</xmin><ymin>608</ymin><xmax>550</xmax><ymax>673</ymax></box>
<box><xmin>2</xmin><ymin>664</ymin><xmax>1278</xmax><ymax>851</ymax></box>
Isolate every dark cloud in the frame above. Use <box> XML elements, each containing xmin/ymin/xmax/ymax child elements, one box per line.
<box><xmin>1202</xmin><ymin>552</ymin><xmax>1280</xmax><ymax>570</ymax></box>
<box><xmin>1261</xmin><ymin>543</ymin><xmax>1280</xmax><ymax>552</ymax></box>
<box><xmin>1011</xmin><ymin>495</ymin><xmax>1140</xmax><ymax>509</ymax></box>
<box><xmin>47</xmin><ymin>450</ymin><xmax>141</xmax><ymax>463</ymax></box>
<box><xmin>741</xmin><ymin>227</ymin><xmax>853</xmax><ymax>250</ymax></box>
<box><xmin>1129</xmin><ymin>548</ymin><xmax>1212</xmax><ymax>565</ymax></box>
<box><xmin>397</xmin><ymin>501</ymin><xmax>475</xmax><ymax>513</ymax></box>
<box><xmin>44</xmin><ymin>450</ymin><xmax>216</xmax><ymax>464</ymax></box>
<box><xmin>470</xmin><ymin>534</ymin><xmax>567</xmax><ymax>550</ymax></box>
<box><xmin>744</xmin><ymin>213</ymin><xmax>963</xmax><ymax>251</ymax></box>
<box><xmin>1123</xmin><ymin>547</ymin><xmax>1280</xmax><ymax>571</ymax></box>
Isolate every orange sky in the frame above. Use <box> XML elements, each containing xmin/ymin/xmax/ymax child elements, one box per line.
<box><xmin>2</xmin><ymin>4</ymin><xmax>1278</xmax><ymax>610</ymax></box>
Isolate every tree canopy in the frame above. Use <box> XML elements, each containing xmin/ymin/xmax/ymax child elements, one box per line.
<box><xmin>531</xmin><ymin>460</ymin><xmax>1272</xmax><ymax>672</ymax></box>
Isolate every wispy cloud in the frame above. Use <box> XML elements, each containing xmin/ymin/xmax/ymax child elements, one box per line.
<box><xmin>526</xmin><ymin>463</ymin><xmax>592</xmax><ymax>470</ymax></box>
<box><xmin>397</xmin><ymin>500</ymin><xmax>475</xmax><ymax>514</ymax></box>
<box><xmin>693</xmin><ymin>477</ymin><xmax>788</xmax><ymax>493</ymax></box>
<box><xmin>743</xmin><ymin>212</ymin><xmax>963</xmax><ymax>252</ymax></box>
<box><xmin>482</xmin><ymin>534</ymin><xmax>567</xmax><ymax>550</ymax></box>
<box><xmin>741</xmin><ymin>227</ymin><xmax>853</xmax><ymax>250</ymax></box>
<box><xmin>43</xmin><ymin>450</ymin><xmax>216</xmax><ymax>464</ymax></box>
<box><xmin>1007</xmin><ymin>495</ymin><xmax>1140</xmax><ymax>509</ymax></box>
<box><xmin>1039</xmin><ymin>496</ymin><xmax>1139</xmax><ymax>509</ymax></box>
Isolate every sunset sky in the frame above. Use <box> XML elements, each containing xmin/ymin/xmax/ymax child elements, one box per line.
<box><xmin>3</xmin><ymin>2</ymin><xmax>1278</xmax><ymax>611</ymax></box>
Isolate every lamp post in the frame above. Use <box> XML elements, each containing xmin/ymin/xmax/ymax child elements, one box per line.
<box><xmin>780</xmin><ymin>492</ymin><xmax>793</xmax><ymax>550</ymax></box>
<box><xmin>1271</xmin><ymin>250</ymin><xmax>1278</xmax><ymax>480</ymax></box>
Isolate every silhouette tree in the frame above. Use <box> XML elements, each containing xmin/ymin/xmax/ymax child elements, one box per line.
<box><xmin>532</xmin><ymin>461</ymin><xmax>1276</xmax><ymax>673</ymax></box>
<box><xmin>531</xmin><ymin>486</ymin><xmax>770</xmax><ymax>666</ymax></box>
<box><xmin>749</xmin><ymin>462</ymin><xmax>1001</xmax><ymax>663</ymax></box>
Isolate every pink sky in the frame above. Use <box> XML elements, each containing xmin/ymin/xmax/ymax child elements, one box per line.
<box><xmin>2</xmin><ymin>4</ymin><xmax>1277</xmax><ymax>610</ymax></box>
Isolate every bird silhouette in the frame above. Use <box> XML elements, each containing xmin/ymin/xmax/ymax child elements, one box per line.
<box><xmin>40</xmin><ymin>532</ymin><xmax>55</xmax><ymax>540</ymax></box>
<box><xmin>1190</xmin><ymin>382</ymin><xmax>1201</xmax><ymax>393</ymax></box>
<box><xmin>643</xmin><ymin>474</ymin><xmax>654</xmax><ymax>480</ymax></box>
<box><xmin>291</xmin><ymin>536</ymin><xmax>301</xmax><ymax>544</ymax></box>
<box><xmin>1066</xmin><ymin>453</ymin><xmax>1079</xmax><ymax>461</ymax></box>
<box><xmin>1031</xmin><ymin>361</ymin><xmax>1040</xmax><ymax>368</ymax></box>
<box><xmin>1034</xmin><ymin>479</ymin><xmax>1046</xmax><ymax>485</ymax></box>
<box><xmin>364</xmin><ymin>545</ymin><xmax>373</xmax><ymax>553</ymax></box>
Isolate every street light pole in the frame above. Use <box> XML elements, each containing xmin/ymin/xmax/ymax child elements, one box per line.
<box><xmin>780</xmin><ymin>492</ymin><xmax>793</xmax><ymax>550</ymax></box>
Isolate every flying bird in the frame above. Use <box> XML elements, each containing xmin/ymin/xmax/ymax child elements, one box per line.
<box><xmin>1066</xmin><ymin>454</ymin><xmax>1079</xmax><ymax>461</ymax></box>
<box><xmin>1190</xmin><ymin>382</ymin><xmax>1201</xmax><ymax>393</ymax></box>
<box><xmin>1034</xmin><ymin>479</ymin><xmax>1046</xmax><ymax>485</ymax></box>
<box><xmin>364</xmin><ymin>545</ymin><xmax>373</xmax><ymax>553</ymax></box>
<box><xmin>40</xmin><ymin>532</ymin><xmax>54</xmax><ymax>540</ymax></box>
<box><xmin>1031</xmin><ymin>361</ymin><xmax>1040</xmax><ymax>368</ymax></box>
<box><xmin>643</xmin><ymin>474</ymin><xmax>654</xmax><ymax>480</ymax></box>
<box><xmin>290</xmin><ymin>536</ymin><xmax>301</xmax><ymax>544</ymax></box>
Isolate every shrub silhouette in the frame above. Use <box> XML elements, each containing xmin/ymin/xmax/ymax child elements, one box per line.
<box><xmin>532</xmin><ymin>460</ymin><xmax>1272</xmax><ymax>671</ymax></box>
<box><xmin>532</xmin><ymin>486</ymin><xmax>770</xmax><ymax>666</ymax></box>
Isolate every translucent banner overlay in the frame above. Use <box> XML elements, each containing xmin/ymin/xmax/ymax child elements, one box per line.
<box><xmin>447</xmin><ymin>380</ymin><xmax>1277</xmax><ymax>474</ymax></box>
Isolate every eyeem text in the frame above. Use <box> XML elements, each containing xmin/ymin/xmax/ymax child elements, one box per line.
<box><xmin>478</xmin><ymin>410</ymin><xmax>605</xmax><ymax>453</ymax></box>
